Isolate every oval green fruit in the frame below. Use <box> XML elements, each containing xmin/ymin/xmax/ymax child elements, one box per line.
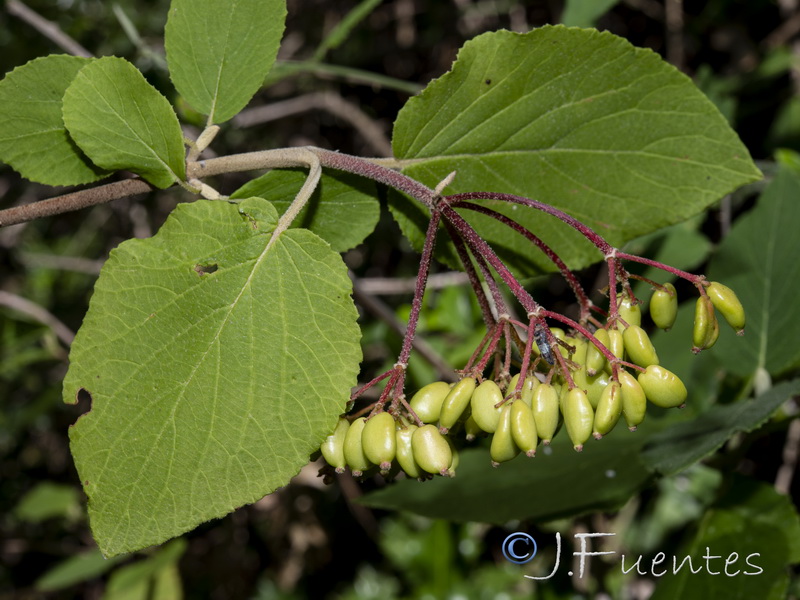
<box><xmin>604</xmin><ymin>328</ymin><xmax>625</xmax><ymax>373</ymax></box>
<box><xmin>445</xmin><ymin>436</ymin><xmax>459</xmax><ymax>477</ymax></box>
<box><xmin>412</xmin><ymin>424</ymin><xmax>453</xmax><ymax>476</ymax></box>
<box><xmin>532</xmin><ymin>383</ymin><xmax>560</xmax><ymax>444</ymax></box>
<box><xmin>320</xmin><ymin>417</ymin><xmax>349</xmax><ymax>473</ymax></box>
<box><xmin>570</xmin><ymin>338</ymin><xmax>588</xmax><ymax>366</ymax></box>
<box><xmin>638</xmin><ymin>365</ymin><xmax>688</xmax><ymax>408</ymax></box>
<box><xmin>395</xmin><ymin>424</ymin><xmax>422</xmax><ymax>479</ymax></box>
<box><xmin>622</xmin><ymin>325</ymin><xmax>659</xmax><ymax>367</ymax></box>
<box><xmin>649</xmin><ymin>283</ymin><xmax>678</xmax><ymax>330</ymax></box>
<box><xmin>564</xmin><ymin>388</ymin><xmax>594</xmax><ymax>451</ymax></box>
<box><xmin>618</xmin><ymin>370</ymin><xmax>646</xmax><ymax>430</ymax></box>
<box><xmin>439</xmin><ymin>377</ymin><xmax>477</xmax><ymax>432</ymax></box>
<box><xmin>705</xmin><ymin>281</ymin><xmax>745</xmax><ymax>333</ymax></box>
<box><xmin>511</xmin><ymin>399</ymin><xmax>538</xmax><ymax>457</ymax></box>
<box><xmin>586</xmin><ymin>329</ymin><xmax>610</xmax><ymax>375</ymax></box>
<box><xmin>490</xmin><ymin>403</ymin><xmax>520</xmax><ymax>465</ymax></box>
<box><xmin>464</xmin><ymin>415</ymin><xmax>482</xmax><ymax>441</ymax></box>
<box><xmin>362</xmin><ymin>412</ymin><xmax>396</xmax><ymax>472</ymax></box>
<box><xmin>692</xmin><ymin>295</ymin><xmax>719</xmax><ymax>353</ymax></box>
<box><xmin>618</xmin><ymin>292</ymin><xmax>642</xmax><ymax>327</ymax></box>
<box><xmin>409</xmin><ymin>381</ymin><xmax>451</xmax><ymax>423</ymax></box>
<box><xmin>585</xmin><ymin>370</ymin><xmax>611</xmax><ymax>409</ymax></box>
<box><xmin>470</xmin><ymin>379</ymin><xmax>504</xmax><ymax>433</ymax></box>
<box><xmin>343</xmin><ymin>417</ymin><xmax>372</xmax><ymax>476</ymax></box>
<box><xmin>593</xmin><ymin>382</ymin><xmax>621</xmax><ymax>438</ymax></box>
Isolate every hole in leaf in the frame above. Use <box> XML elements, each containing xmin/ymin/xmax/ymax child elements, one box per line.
<box><xmin>194</xmin><ymin>263</ymin><xmax>218</xmax><ymax>276</ymax></box>
<box><xmin>69</xmin><ymin>387</ymin><xmax>93</xmax><ymax>416</ymax></box>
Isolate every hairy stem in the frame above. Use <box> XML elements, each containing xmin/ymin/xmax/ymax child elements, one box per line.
<box><xmin>397</xmin><ymin>210</ymin><xmax>441</xmax><ymax>367</ymax></box>
<box><xmin>453</xmin><ymin>200</ymin><xmax>593</xmax><ymax>320</ymax></box>
<box><xmin>439</xmin><ymin>204</ymin><xmax>539</xmax><ymax>315</ymax></box>
<box><xmin>446</xmin><ymin>192</ymin><xmax>614</xmax><ymax>256</ymax></box>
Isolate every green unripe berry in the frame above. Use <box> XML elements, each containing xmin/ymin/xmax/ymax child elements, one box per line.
<box><xmin>490</xmin><ymin>403</ymin><xmax>520</xmax><ymax>465</ymax></box>
<box><xmin>532</xmin><ymin>383</ymin><xmax>560</xmax><ymax>444</ymax></box>
<box><xmin>585</xmin><ymin>370</ymin><xmax>611</xmax><ymax>409</ymax></box>
<box><xmin>618</xmin><ymin>370</ymin><xmax>646</xmax><ymax>430</ymax></box>
<box><xmin>692</xmin><ymin>295</ymin><xmax>719</xmax><ymax>353</ymax></box>
<box><xmin>569</xmin><ymin>338</ymin><xmax>588</xmax><ymax>364</ymax></box>
<box><xmin>650</xmin><ymin>283</ymin><xmax>678</xmax><ymax>330</ymax></box>
<box><xmin>412</xmin><ymin>424</ymin><xmax>453</xmax><ymax>476</ymax></box>
<box><xmin>705</xmin><ymin>282</ymin><xmax>745</xmax><ymax>333</ymax></box>
<box><xmin>564</xmin><ymin>388</ymin><xmax>594</xmax><ymax>451</ymax></box>
<box><xmin>439</xmin><ymin>377</ymin><xmax>477</xmax><ymax>433</ymax></box>
<box><xmin>445</xmin><ymin>436</ymin><xmax>459</xmax><ymax>477</ymax></box>
<box><xmin>409</xmin><ymin>381</ymin><xmax>451</xmax><ymax>423</ymax></box>
<box><xmin>593</xmin><ymin>382</ymin><xmax>622</xmax><ymax>438</ymax></box>
<box><xmin>362</xmin><ymin>412</ymin><xmax>396</xmax><ymax>472</ymax></box>
<box><xmin>464</xmin><ymin>415</ymin><xmax>482</xmax><ymax>441</ymax></box>
<box><xmin>638</xmin><ymin>365</ymin><xmax>688</xmax><ymax>408</ymax></box>
<box><xmin>343</xmin><ymin>417</ymin><xmax>372</xmax><ymax>476</ymax></box>
<box><xmin>320</xmin><ymin>417</ymin><xmax>349</xmax><ymax>473</ymax></box>
<box><xmin>604</xmin><ymin>328</ymin><xmax>625</xmax><ymax>373</ymax></box>
<box><xmin>520</xmin><ymin>376</ymin><xmax>538</xmax><ymax>406</ymax></box>
<box><xmin>395</xmin><ymin>424</ymin><xmax>422</xmax><ymax>479</ymax></box>
<box><xmin>586</xmin><ymin>329</ymin><xmax>610</xmax><ymax>375</ymax></box>
<box><xmin>470</xmin><ymin>380</ymin><xmax>505</xmax><ymax>433</ymax></box>
<box><xmin>510</xmin><ymin>399</ymin><xmax>538</xmax><ymax>457</ymax></box>
<box><xmin>571</xmin><ymin>365</ymin><xmax>588</xmax><ymax>394</ymax></box>
<box><xmin>623</xmin><ymin>325</ymin><xmax>659</xmax><ymax>367</ymax></box>
<box><xmin>618</xmin><ymin>292</ymin><xmax>642</xmax><ymax>327</ymax></box>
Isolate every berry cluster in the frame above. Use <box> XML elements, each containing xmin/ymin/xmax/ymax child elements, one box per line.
<box><xmin>320</xmin><ymin>413</ymin><xmax>456</xmax><ymax>478</ymax></box>
<box><xmin>318</xmin><ymin>279</ymin><xmax>745</xmax><ymax>479</ymax></box>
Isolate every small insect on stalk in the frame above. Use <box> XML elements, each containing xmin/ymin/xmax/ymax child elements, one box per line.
<box><xmin>533</xmin><ymin>321</ymin><xmax>555</xmax><ymax>365</ymax></box>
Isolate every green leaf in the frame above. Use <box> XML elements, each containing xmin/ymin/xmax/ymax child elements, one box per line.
<box><xmin>165</xmin><ymin>0</ymin><xmax>286</xmax><ymax>124</ymax></box>
<box><xmin>104</xmin><ymin>540</ymin><xmax>186</xmax><ymax>600</ymax></box>
<box><xmin>62</xmin><ymin>56</ymin><xmax>186</xmax><ymax>188</ymax></box>
<box><xmin>361</xmin><ymin>422</ymin><xmax>654</xmax><ymax>523</ymax></box>
<box><xmin>561</xmin><ymin>0</ymin><xmax>620</xmax><ymax>27</ymax></box>
<box><xmin>63</xmin><ymin>197</ymin><xmax>361</xmax><ymax>556</ymax></box>
<box><xmin>312</xmin><ymin>0</ymin><xmax>382</xmax><ymax>61</ymax></box>
<box><xmin>13</xmin><ymin>482</ymin><xmax>81</xmax><ymax>523</ymax></box>
<box><xmin>640</xmin><ymin>379</ymin><xmax>800</xmax><ymax>476</ymax></box>
<box><xmin>231</xmin><ymin>168</ymin><xmax>379</xmax><ymax>252</ymax></box>
<box><xmin>650</xmin><ymin>477</ymin><xmax>800</xmax><ymax>600</ymax></box>
<box><xmin>391</xmin><ymin>27</ymin><xmax>761</xmax><ymax>273</ymax></box>
<box><xmin>35</xmin><ymin>549</ymin><xmax>125</xmax><ymax>592</ymax></box>
<box><xmin>0</xmin><ymin>55</ymin><xmax>110</xmax><ymax>185</ymax></box>
<box><xmin>707</xmin><ymin>166</ymin><xmax>800</xmax><ymax>377</ymax></box>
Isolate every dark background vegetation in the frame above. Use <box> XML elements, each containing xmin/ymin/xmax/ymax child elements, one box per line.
<box><xmin>1</xmin><ymin>0</ymin><xmax>798</xmax><ymax>598</ymax></box>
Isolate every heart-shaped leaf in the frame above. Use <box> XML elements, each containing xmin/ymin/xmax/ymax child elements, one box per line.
<box><xmin>64</xmin><ymin>198</ymin><xmax>361</xmax><ymax>556</ymax></box>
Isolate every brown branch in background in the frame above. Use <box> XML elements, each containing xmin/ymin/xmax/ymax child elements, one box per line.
<box><xmin>356</xmin><ymin>271</ymin><xmax>470</xmax><ymax>295</ymax></box>
<box><xmin>19</xmin><ymin>252</ymin><xmax>104</xmax><ymax>275</ymax></box>
<box><xmin>0</xmin><ymin>290</ymin><xmax>75</xmax><ymax>346</ymax></box>
<box><xmin>0</xmin><ymin>178</ymin><xmax>155</xmax><ymax>227</ymax></box>
<box><xmin>665</xmin><ymin>0</ymin><xmax>685</xmax><ymax>72</ymax></box>
<box><xmin>775</xmin><ymin>412</ymin><xmax>800</xmax><ymax>495</ymax></box>
<box><xmin>765</xmin><ymin>8</ymin><xmax>800</xmax><ymax>49</ymax></box>
<box><xmin>6</xmin><ymin>0</ymin><xmax>93</xmax><ymax>57</ymax></box>
<box><xmin>775</xmin><ymin>0</ymin><xmax>800</xmax><ymax>95</ymax></box>
<box><xmin>621</xmin><ymin>0</ymin><xmax>664</xmax><ymax>21</ymax></box>
<box><xmin>234</xmin><ymin>92</ymin><xmax>393</xmax><ymax>157</ymax></box>
<box><xmin>351</xmin><ymin>275</ymin><xmax>457</xmax><ymax>381</ymax></box>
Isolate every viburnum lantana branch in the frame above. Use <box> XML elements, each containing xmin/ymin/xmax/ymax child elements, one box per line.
<box><xmin>437</xmin><ymin>204</ymin><xmax>539</xmax><ymax>315</ymax></box>
<box><xmin>0</xmin><ymin>146</ymin><xmax>437</xmax><ymax>227</ymax></box>
<box><xmin>451</xmin><ymin>200</ymin><xmax>594</xmax><ymax>321</ymax></box>
<box><xmin>444</xmin><ymin>221</ymin><xmax>498</xmax><ymax>329</ymax></box>
<box><xmin>446</xmin><ymin>192</ymin><xmax>614</xmax><ymax>255</ymax></box>
<box><xmin>396</xmin><ymin>209</ymin><xmax>441</xmax><ymax>368</ymax></box>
